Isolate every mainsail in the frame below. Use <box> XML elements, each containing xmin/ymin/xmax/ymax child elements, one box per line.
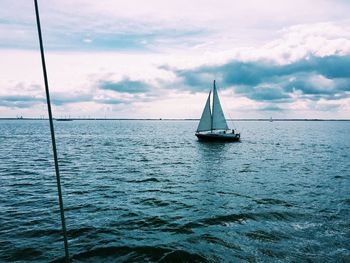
<box><xmin>212</xmin><ymin>81</ymin><xmax>229</xmax><ymax>130</ymax></box>
<box><xmin>196</xmin><ymin>80</ymin><xmax>229</xmax><ymax>132</ymax></box>
<box><xmin>196</xmin><ymin>91</ymin><xmax>212</xmax><ymax>132</ymax></box>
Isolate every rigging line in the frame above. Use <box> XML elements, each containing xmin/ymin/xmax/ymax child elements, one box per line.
<box><xmin>34</xmin><ymin>0</ymin><xmax>70</xmax><ymax>262</ymax></box>
<box><xmin>220</xmin><ymin>89</ymin><xmax>235</xmax><ymax>130</ymax></box>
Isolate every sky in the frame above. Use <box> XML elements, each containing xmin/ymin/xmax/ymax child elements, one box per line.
<box><xmin>1</xmin><ymin>0</ymin><xmax>350</xmax><ymax>119</ymax></box>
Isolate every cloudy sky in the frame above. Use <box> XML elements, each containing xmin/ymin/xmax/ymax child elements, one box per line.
<box><xmin>1</xmin><ymin>0</ymin><xmax>350</xmax><ymax>119</ymax></box>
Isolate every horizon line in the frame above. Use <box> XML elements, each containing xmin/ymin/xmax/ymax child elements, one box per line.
<box><xmin>1</xmin><ymin>117</ymin><xmax>349</xmax><ymax>121</ymax></box>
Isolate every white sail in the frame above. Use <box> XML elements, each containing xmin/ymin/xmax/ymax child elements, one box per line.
<box><xmin>196</xmin><ymin>91</ymin><xmax>212</xmax><ymax>132</ymax></box>
<box><xmin>212</xmin><ymin>81</ymin><xmax>229</xmax><ymax>130</ymax></box>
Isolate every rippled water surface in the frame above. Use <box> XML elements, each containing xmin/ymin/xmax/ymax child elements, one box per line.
<box><xmin>0</xmin><ymin>120</ymin><xmax>349</xmax><ymax>262</ymax></box>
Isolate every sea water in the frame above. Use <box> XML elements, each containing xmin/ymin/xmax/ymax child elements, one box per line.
<box><xmin>0</xmin><ymin>120</ymin><xmax>349</xmax><ymax>262</ymax></box>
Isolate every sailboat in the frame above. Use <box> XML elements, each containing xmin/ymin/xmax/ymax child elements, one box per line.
<box><xmin>195</xmin><ymin>80</ymin><xmax>240</xmax><ymax>142</ymax></box>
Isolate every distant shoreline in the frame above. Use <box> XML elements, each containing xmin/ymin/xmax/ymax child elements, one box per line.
<box><xmin>0</xmin><ymin>118</ymin><xmax>349</xmax><ymax>121</ymax></box>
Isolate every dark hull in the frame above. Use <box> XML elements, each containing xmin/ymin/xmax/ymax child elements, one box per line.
<box><xmin>195</xmin><ymin>133</ymin><xmax>240</xmax><ymax>142</ymax></box>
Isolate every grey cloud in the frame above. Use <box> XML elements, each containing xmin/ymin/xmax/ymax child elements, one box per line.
<box><xmin>0</xmin><ymin>95</ymin><xmax>44</xmax><ymax>108</ymax></box>
<box><xmin>283</xmin><ymin>75</ymin><xmax>350</xmax><ymax>100</ymax></box>
<box><xmin>0</xmin><ymin>93</ymin><xmax>93</xmax><ymax>108</ymax></box>
<box><xmin>258</xmin><ymin>105</ymin><xmax>285</xmax><ymax>111</ymax></box>
<box><xmin>220</xmin><ymin>56</ymin><xmax>350</xmax><ymax>86</ymax></box>
<box><xmin>235</xmin><ymin>85</ymin><xmax>290</xmax><ymax>101</ymax></box>
<box><xmin>51</xmin><ymin>92</ymin><xmax>140</xmax><ymax>106</ymax></box>
<box><xmin>0</xmin><ymin>78</ymin><xmax>152</xmax><ymax>109</ymax></box>
<box><xmin>307</xmin><ymin>56</ymin><xmax>350</xmax><ymax>79</ymax></box>
<box><xmin>50</xmin><ymin>93</ymin><xmax>93</xmax><ymax>105</ymax></box>
<box><xmin>170</xmin><ymin>55</ymin><xmax>350</xmax><ymax>102</ymax></box>
<box><xmin>98</xmin><ymin>78</ymin><xmax>150</xmax><ymax>94</ymax></box>
<box><xmin>94</xmin><ymin>98</ymin><xmax>125</xmax><ymax>105</ymax></box>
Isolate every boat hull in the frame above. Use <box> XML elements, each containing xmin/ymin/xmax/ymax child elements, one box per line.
<box><xmin>195</xmin><ymin>132</ymin><xmax>240</xmax><ymax>142</ymax></box>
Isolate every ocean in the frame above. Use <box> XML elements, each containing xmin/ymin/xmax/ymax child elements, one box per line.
<box><xmin>0</xmin><ymin>120</ymin><xmax>349</xmax><ymax>262</ymax></box>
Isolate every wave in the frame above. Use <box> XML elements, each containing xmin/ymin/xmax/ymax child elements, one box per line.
<box><xmin>245</xmin><ymin>230</ymin><xmax>288</xmax><ymax>242</ymax></box>
<box><xmin>255</xmin><ymin>198</ymin><xmax>295</xmax><ymax>207</ymax></box>
<box><xmin>52</xmin><ymin>246</ymin><xmax>208</xmax><ymax>263</ymax></box>
<box><xmin>3</xmin><ymin>247</ymin><xmax>43</xmax><ymax>261</ymax></box>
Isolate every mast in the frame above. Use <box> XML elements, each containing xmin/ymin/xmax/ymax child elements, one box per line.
<box><xmin>34</xmin><ymin>0</ymin><xmax>70</xmax><ymax>262</ymax></box>
<box><xmin>211</xmin><ymin>80</ymin><xmax>215</xmax><ymax>132</ymax></box>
